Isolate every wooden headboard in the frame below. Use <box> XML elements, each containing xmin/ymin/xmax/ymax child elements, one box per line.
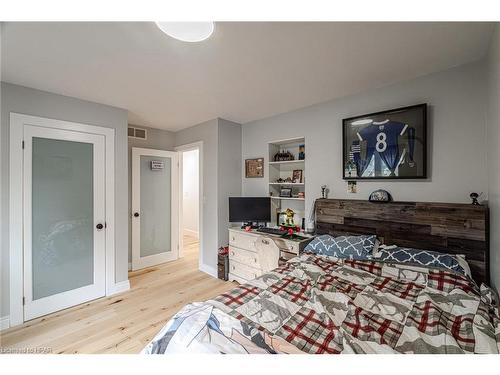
<box><xmin>314</xmin><ymin>199</ymin><xmax>489</xmax><ymax>285</ymax></box>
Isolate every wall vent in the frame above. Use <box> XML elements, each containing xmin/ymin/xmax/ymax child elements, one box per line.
<box><xmin>128</xmin><ymin>126</ymin><xmax>147</xmax><ymax>140</ymax></box>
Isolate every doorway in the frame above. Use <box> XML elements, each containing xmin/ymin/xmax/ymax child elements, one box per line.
<box><xmin>176</xmin><ymin>142</ymin><xmax>202</xmax><ymax>270</ymax></box>
<box><xmin>9</xmin><ymin>113</ymin><xmax>116</xmax><ymax>326</ymax></box>
<box><xmin>131</xmin><ymin>147</ymin><xmax>179</xmax><ymax>270</ymax></box>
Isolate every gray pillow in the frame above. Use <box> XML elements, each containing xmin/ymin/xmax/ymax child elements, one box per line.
<box><xmin>305</xmin><ymin>234</ymin><xmax>376</xmax><ymax>260</ymax></box>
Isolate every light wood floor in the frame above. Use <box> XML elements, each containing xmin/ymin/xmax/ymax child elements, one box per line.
<box><xmin>0</xmin><ymin>235</ymin><xmax>235</xmax><ymax>354</ymax></box>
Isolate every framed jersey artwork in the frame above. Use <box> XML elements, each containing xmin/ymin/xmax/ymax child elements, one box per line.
<box><xmin>342</xmin><ymin>103</ymin><xmax>427</xmax><ymax>179</ymax></box>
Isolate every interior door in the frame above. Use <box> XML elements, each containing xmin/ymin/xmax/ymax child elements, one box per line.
<box><xmin>23</xmin><ymin>125</ymin><xmax>106</xmax><ymax>321</ymax></box>
<box><xmin>132</xmin><ymin>148</ymin><xmax>179</xmax><ymax>270</ymax></box>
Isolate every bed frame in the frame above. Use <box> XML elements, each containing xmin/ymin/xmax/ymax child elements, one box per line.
<box><xmin>314</xmin><ymin>199</ymin><xmax>489</xmax><ymax>285</ymax></box>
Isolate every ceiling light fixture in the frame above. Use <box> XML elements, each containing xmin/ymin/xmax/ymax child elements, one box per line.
<box><xmin>155</xmin><ymin>22</ymin><xmax>215</xmax><ymax>42</ymax></box>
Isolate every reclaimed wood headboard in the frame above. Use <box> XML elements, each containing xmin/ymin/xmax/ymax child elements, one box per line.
<box><xmin>314</xmin><ymin>199</ymin><xmax>489</xmax><ymax>285</ymax></box>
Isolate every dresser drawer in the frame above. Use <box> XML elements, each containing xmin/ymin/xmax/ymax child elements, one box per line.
<box><xmin>229</xmin><ymin>246</ymin><xmax>260</xmax><ymax>268</ymax></box>
<box><xmin>229</xmin><ymin>231</ymin><xmax>257</xmax><ymax>250</ymax></box>
<box><xmin>272</xmin><ymin>237</ymin><xmax>300</xmax><ymax>255</ymax></box>
<box><xmin>229</xmin><ymin>260</ymin><xmax>262</xmax><ymax>281</ymax></box>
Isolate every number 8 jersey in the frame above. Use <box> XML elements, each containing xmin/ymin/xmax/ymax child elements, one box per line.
<box><xmin>356</xmin><ymin>120</ymin><xmax>408</xmax><ymax>175</ymax></box>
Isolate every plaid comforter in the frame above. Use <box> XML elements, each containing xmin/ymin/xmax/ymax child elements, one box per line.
<box><xmin>143</xmin><ymin>253</ymin><xmax>500</xmax><ymax>354</ymax></box>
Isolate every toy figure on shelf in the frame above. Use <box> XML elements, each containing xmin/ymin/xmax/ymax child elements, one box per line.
<box><xmin>279</xmin><ymin>208</ymin><xmax>301</xmax><ymax>234</ymax></box>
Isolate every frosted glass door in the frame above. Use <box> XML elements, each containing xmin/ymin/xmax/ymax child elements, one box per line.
<box><xmin>132</xmin><ymin>148</ymin><xmax>179</xmax><ymax>270</ymax></box>
<box><xmin>23</xmin><ymin>125</ymin><xmax>106</xmax><ymax>321</ymax></box>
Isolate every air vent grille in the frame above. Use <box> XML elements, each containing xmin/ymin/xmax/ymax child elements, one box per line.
<box><xmin>128</xmin><ymin>127</ymin><xmax>147</xmax><ymax>140</ymax></box>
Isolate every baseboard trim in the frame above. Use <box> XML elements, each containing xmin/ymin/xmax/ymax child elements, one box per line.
<box><xmin>107</xmin><ymin>280</ymin><xmax>130</xmax><ymax>296</ymax></box>
<box><xmin>199</xmin><ymin>263</ymin><xmax>217</xmax><ymax>278</ymax></box>
<box><xmin>0</xmin><ymin>315</ymin><xmax>10</xmax><ymax>331</ymax></box>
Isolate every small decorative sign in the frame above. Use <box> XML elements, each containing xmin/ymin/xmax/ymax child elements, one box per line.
<box><xmin>245</xmin><ymin>158</ymin><xmax>264</xmax><ymax>178</ymax></box>
<box><xmin>150</xmin><ymin>160</ymin><xmax>164</xmax><ymax>170</ymax></box>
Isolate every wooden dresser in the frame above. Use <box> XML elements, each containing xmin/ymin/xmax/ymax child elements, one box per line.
<box><xmin>228</xmin><ymin>227</ymin><xmax>313</xmax><ymax>283</ymax></box>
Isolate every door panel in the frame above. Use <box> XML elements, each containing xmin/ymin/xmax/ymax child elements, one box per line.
<box><xmin>23</xmin><ymin>125</ymin><xmax>106</xmax><ymax>320</ymax></box>
<box><xmin>132</xmin><ymin>148</ymin><xmax>179</xmax><ymax>270</ymax></box>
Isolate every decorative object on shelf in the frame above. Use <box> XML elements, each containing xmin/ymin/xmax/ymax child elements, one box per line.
<box><xmin>298</xmin><ymin>191</ymin><xmax>305</xmax><ymax>199</ymax></box>
<box><xmin>269</xmin><ymin>191</ymin><xmax>274</xmax><ymax>197</ymax></box>
<box><xmin>280</xmin><ymin>187</ymin><xmax>292</xmax><ymax>198</ymax></box>
<box><xmin>369</xmin><ymin>189</ymin><xmax>392</xmax><ymax>203</ymax></box>
<box><xmin>273</xmin><ymin>149</ymin><xmax>295</xmax><ymax>162</ymax></box>
<box><xmin>347</xmin><ymin>181</ymin><xmax>357</xmax><ymax>193</ymax></box>
<box><xmin>245</xmin><ymin>158</ymin><xmax>264</xmax><ymax>178</ymax></box>
<box><xmin>321</xmin><ymin>185</ymin><xmax>329</xmax><ymax>199</ymax></box>
<box><xmin>343</xmin><ymin>103</ymin><xmax>427</xmax><ymax>180</ymax></box>
<box><xmin>285</xmin><ymin>208</ymin><xmax>295</xmax><ymax>226</ymax></box>
<box><xmin>292</xmin><ymin>169</ymin><xmax>303</xmax><ymax>183</ymax></box>
<box><xmin>298</xmin><ymin>144</ymin><xmax>305</xmax><ymax>160</ymax></box>
<box><xmin>470</xmin><ymin>192</ymin><xmax>482</xmax><ymax>205</ymax></box>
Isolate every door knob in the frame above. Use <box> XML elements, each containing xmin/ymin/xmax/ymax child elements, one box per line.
<box><xmin>134</xmin><ymin>212</ymin><xmax>140</xmax><ymax>217</ymax></box>
<box><xmin>96</xmin><ymin>223</ymin><xmax>104</xmax><ymax>230</ymax></box>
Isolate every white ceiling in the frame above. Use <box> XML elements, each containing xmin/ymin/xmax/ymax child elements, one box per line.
<box><xmin>1</xmin><ymin>22</ymin><xmax>495</xmax><ymax>131</ymax></box>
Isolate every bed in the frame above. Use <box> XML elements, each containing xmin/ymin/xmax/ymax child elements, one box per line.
<box><xmin>143</xmin><ymin>199</ymin><xmax>500</xmax><ymax>354</ymax></box>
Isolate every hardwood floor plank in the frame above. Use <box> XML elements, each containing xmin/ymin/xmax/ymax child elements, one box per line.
<box><xmin>0</xmin><ymin>236</ymin><xmax>235</xmax><ymax>353</ymax></box>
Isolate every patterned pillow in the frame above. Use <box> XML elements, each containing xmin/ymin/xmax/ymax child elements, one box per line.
<box><xmin>304</xmin><ymin>234</ymin><xmax>376</xmax><ymax>260</ymax></box>
<box><xmin>374</xmin><ymin>246</ymin><xmax>466</xmax><ymax>275</ymax></box>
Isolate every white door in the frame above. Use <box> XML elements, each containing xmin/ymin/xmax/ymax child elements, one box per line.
<box><xmin>23</xmin><ymin>125</ymin><xmax>106</xmax><ymax>321</ymax></box>
<box><xmin>132</xmin><ymin>148</ymin><xmax>179</xmax><ymax>270</ymax></box>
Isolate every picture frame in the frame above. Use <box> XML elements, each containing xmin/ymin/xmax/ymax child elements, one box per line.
<box><xmin>279</xmin><ymin>187</ymin><xmax>292</xmax><ymax>198</ymax></box>
<box><xmin>342</xmin><ymin>103</ymin><xmax>427</xmax><ymax>180</ymax></box>
<box><xmin>245</xmin><ymin>158</ymin><xmax>264</xmax><ymax>178</ymax></box>
<box><xmin>292</xmin><ymin>169</ymin><xmax>303</xmax><ymax>183</ymax></box>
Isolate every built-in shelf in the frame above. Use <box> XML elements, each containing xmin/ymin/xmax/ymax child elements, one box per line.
<box><xmin>269</xmin><ymin>182</ymin><xmax>304</xmax><ymax>186</ymax></box>
<box><xmin>269</xmin><ymin>160</ymin><xmax>305</xmax><ymax>165</ymax></box>
<box><xmin>270</xmin><ymin>196</ymin><xmax>305</xmax><ymax>201</ymax></box>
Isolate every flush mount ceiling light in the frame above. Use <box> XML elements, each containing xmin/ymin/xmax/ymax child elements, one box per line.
<box><xmin>155</xmin><ymin>22</ymin><xmax>215</xmax><ymax>42</ymax></box>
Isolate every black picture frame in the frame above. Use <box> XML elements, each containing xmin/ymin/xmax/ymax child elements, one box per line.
<box><xmin>342</xmin><ymin>103</ymin><xmax>427</xmax><ymax>180</ymax></box>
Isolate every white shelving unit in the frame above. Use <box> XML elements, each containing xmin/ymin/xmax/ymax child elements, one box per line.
<box><xmin>268</xmin><ymin>137</ymin><xmax>306</xmax><ymax>226</ymax></box>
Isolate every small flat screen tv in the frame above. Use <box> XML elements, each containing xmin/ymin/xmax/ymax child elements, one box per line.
<box><xmin>229</xmin><ymin>197</ymin><xmax>271</xmax><ymax>224</ymax></box>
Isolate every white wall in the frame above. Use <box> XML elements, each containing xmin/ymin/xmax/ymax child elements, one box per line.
<box><xmin>182</xmin><ymin>148</ymin><xmax>199</xmax><ymax>237</ymax></box>
<box><xmin>242</xmin><ymin>61</ymin><xmax>488</xmax><ymax>229</ymax></box>
<box><xmin>0</xmin><ymin>82</ymin><xmax>129</xmax><ymax>318</ymax></box>
<box><xmin>486</xmin><ymin>25</ymin><xmax>500</xmax><ymax>292</ymax></box>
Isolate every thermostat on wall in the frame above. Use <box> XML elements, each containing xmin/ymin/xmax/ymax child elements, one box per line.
<box><xmin>150</xmin><ymin>160</ymin><xmax>164</xmax><ymax>170</ymax></box>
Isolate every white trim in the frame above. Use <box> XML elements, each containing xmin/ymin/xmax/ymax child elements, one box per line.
<box><xmin>400</xmin><ymin>123</ymin><xmax>409</xmax><ymax>136</ymax></box>
<box><xmin>107</xmin><ymin>280</ymin><xmax>130</xmax><ymax>296</ymax></box>
<box><xmin>199</xmin><ymin>264</ymin><xmax>217</xmax><ymax>278</ymax></box>
<box><xmin>175</xmin><ymin>141</ymin><xmax>203</xmax><ymax>272</ymax></box>
<box><xmin>9</xmin><ymin>113</ymin><xmax>117</xmax><ymax>327</ymax></box>
<box><xmin>131</xmin><ymin>147</ymin><xmax>179</xmax><ymax>271</ymax></box>
<box><xmin>0</xmin><ymin>316</ymin><xmax>10</xmax><ymax>331</ymax></box>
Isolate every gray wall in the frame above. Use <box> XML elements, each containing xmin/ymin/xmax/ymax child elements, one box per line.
<box><xmin>174</xmin><ymin>118</ymin><xmax>242</xmax><ymax>274</ymax></box>
<box><xmin>242</xmin><ymin>62</ymin><xmax>488</xmax><ymax>229</ymax></box>
<box><xmin>0</xmin><ymin>82</ymin><xmax>129</xmax><ymax>318</ymax></box>
<box><xmin>175</xmin><ymin>119</ymin><xmax>220</xmax><ymax>273</ymax></box>
<box><xmin>486</xmin><ymin>25</ymin><xmax>500</xmax><ymax>291</ymax></box>
<box><xmin>128</xmin><ymin>125</ymin><xmax>175</xmax><ymax>267</ymax></box>
<box><xmin>218</xmin><ymin>119</ymin><xmax>242</xmax><ymax>248</ymax></box>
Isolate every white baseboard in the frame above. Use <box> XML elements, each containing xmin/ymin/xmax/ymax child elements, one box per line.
<box><xmin>199</xmin><ymin>263</ymin><xmax>217</xmax><ymax>278</ymax></box>
<box><xmin>0</xmin><ymin>315</ymin><xmax>10</xmax><ymax>330</ymax></box>
<box><xmin>184</xmin><ymin>229</ymin><xmax>199</xmax><ymax>238</ymax></box>
<box><xmin>0</xmin><ymin>315</ymin><xmax>10</xmax><ymax>331</ymax></box>
<box><xmin>107</xmin><ymin>280</ymin><xmax>130</xmax><ymax>296</ymax></box>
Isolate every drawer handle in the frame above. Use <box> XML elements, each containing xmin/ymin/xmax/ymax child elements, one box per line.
<box><xmin>231</xmin><ymin>251</ymin><xmax>235</xmax><ymax>256</ymax></box>
<box><xmin>232</xmin><ymin>266</ymin><xmax>235</xmax><ymax>270</ymax></box>
<box><xmin>254</xmin><ymin>258</ymin><xmax>257</xmax><ymax>263</ymax></box>
<box><xmin>262</xmin><ymin>239</ymin><xmax>270</xmax><ymax>245</ymax></box>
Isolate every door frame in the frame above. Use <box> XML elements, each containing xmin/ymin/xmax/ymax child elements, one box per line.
<box><xmin>9</xmin><ymin>113</ymin><xmax>116</xmax><ymax>327</ymax></box>
<box><xmin>131</xmin><ymin>147</ymin><xmax>179</xmax><ymax>270</ymax></box>
<box><xmin>175</xmin><ymin>141</ymin><xmax>203</xmax><ymax>273</ymax></box>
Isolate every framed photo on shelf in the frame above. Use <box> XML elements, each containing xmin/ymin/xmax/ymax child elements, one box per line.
<box><xmin>292</xmin><ymin>169</ymin><xmax>303</xmax><ymax>183</ymax></box>
<box><xmin>245</xmin><ymin>158</ymin><xmax>264</xmax><ymax>178</ymax></box>
<box><xmin>279</xmin><ymin>187</ymin><xmax>292</xmax><ymax>198</ymax></box>
<box><xmin>342</xmin><ymin>103</ymin><xmax>427</xmax><ymax>180</ymax></box>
